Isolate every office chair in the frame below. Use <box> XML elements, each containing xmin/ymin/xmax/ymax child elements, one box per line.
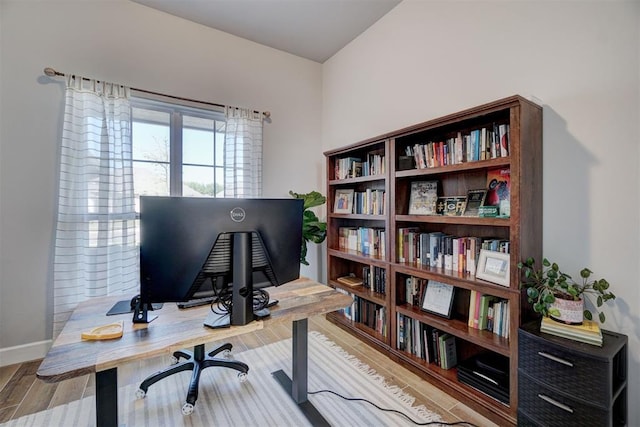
<box><xmin>135</xmin><ymin>342</ymin><xmax>248</xmax><ymax>415</ymax></box>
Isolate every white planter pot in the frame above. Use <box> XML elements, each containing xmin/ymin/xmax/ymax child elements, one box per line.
<box><xmin>549</xmin><ymin>297</ymin><xmax>584</xmax><ymax>324</ymax></box>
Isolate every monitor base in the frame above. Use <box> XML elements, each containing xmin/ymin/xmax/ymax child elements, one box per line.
<box><xmin>203</xmin><ymin>307</ymin><xmax>271</xmax><ymax>329</ymax></box>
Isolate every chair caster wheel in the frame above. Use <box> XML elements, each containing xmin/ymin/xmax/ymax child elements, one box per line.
<box><xmin>182</xmin><ymin>403</ymin><xmax>194</xmax><ymax>415</ymax></box>
<box><xmin>135</xmin><ymin>389</ymin><xmax>146</xmax><ymax>399</ymax></box>
<box><xmin>222</xmin><ymin>349</ymin><xmax>232</xmax><ymax>358</ymax></box>
<box><xmin>238</xmin><ymin>372</ymin><xmax>248</xmax><ymax>382</ymax></box>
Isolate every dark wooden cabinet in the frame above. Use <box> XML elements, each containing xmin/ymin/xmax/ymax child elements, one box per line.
<box><xmin>518</xmin><ymin>321</ymin><xmax>628</xmax><ymax>426</ymax></box>
<box><xmin>324</xmin><ymin>96</ymin><xmax>542</xmax><ymax>425</ymax></box>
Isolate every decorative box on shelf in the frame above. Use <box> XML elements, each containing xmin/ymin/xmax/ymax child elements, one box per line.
<box><xmin>518</xmin><ymin>320</ymin><xmax>628</xmax><ymax>427</ymax></box>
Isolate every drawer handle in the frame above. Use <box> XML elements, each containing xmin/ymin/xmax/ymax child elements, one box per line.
<box><xmin>537</xmin><ymin>351</ymin><xmax>574</xmax><ymax>367</ymax></box>
<box><xmin>538</xmin><ymin>393</ymin><xmax>574</xmax><ymax>413</ymax></box>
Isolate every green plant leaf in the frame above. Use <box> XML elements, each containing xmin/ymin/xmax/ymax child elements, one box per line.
<box><xmin>584</xmin><ymin>310</ymin><xmax>592</xmax><ymax>320</ymax></box>
<box><xmin>290</xmin><ymin>190</ymin><xmax>327</xmax><ymax>265</ymax></box>
<box><xmin>548</xmin><ymin>308</ymin><xmax>561</xmax><ymax>317</ymax></box>
<box><xmin>599</xmin><ymin>312</ymin><xmax>606</xmax><ymax>323</ymax></box>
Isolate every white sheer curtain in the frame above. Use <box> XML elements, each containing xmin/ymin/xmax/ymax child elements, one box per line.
<box><xmin>52</xmin><ymin>75</ymin><xmax>137</xmax><ymax>336</ymax></box>
<box><xmin>224</xmin><ymin>107</ymin><xmax>263</xmax><ymax>197</ymax></box>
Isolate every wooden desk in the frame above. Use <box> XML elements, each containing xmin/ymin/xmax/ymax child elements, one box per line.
<box><xmin>37</xmin><ymin>278</ymin><xmax>352</xmax><ymax>427</ymax></box>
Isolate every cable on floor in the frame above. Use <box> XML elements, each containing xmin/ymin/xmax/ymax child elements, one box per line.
<box><xmin>308</xmin><ymin>389</ymin><xmax>479</xmax><ymax>427</ymax></box>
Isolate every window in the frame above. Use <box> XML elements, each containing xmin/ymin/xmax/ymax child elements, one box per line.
<box><xmin>131</xmin><ymin>96</ymin><xmax>227</xmax><ymax>215</ymax></box>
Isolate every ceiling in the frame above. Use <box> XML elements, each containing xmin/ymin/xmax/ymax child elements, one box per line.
<box><xmin>132</xmin><ymin>0</ymin><xmax>402</xmax><ymax>63</ymax></box>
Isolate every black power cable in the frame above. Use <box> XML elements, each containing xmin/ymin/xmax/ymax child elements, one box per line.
<box><xmin>308</xmin><ymin>389</ymin><xmax>479</xmax><ymax>427</ymax></box>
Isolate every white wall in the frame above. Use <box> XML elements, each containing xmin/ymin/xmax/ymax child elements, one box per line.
<box><xmin>0</xmin><ymin>0</ymin><xmax>323</xmax><ymax>363</ymax></box>
<box><xmin>323</xmin><ymin>0</ymin><xmax>639</xmax><ymax>424</ymax></box>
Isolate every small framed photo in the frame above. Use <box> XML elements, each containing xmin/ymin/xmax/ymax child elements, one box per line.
<box><xmin>420</xmin><ymin>280</ymin><xmax>455</xmax><ymax>318</ymax></box>
<box><xmin>475</xmin><ymin>249</ymin><xmax>510</xmax><ymax>287</ymax></box>
<box><xmin>333</xmin><ymin>189</ymin><xmax>354</xmax><ymax>214</ymax></box>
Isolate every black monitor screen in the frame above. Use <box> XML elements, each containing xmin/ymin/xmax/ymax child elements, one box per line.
<box><xmin>134</xmin><ymin>196</ymin><xmax>303</xmax><ymax>324</ymax></box>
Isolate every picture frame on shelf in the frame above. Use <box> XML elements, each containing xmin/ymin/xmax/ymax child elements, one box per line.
<box><xmin>408</xmin><ymin>180</ymin><xmax>438</xmax><ymax>215</ymax></box>
<box><xmin>333</xmin><ymin>189</ymin><xmax>354</xmax><ymax>214</ymax></box>
<box><xmin>475</xmin><ymin>249</ymin><xmax>510</xmax><ymax>287</ymax></box>
<box><xmin>421</xmin><ymin>280</ymin><xmax>455</xmax><ymax>318</ymax></box>
<box><xmin>462</xmin><ymin>189</ymin><xmax>486</xmax><ymax>217</ymax></box>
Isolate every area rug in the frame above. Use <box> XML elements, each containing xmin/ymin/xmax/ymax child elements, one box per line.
<box><xmin>2</xmin><ymin>331</ymin><xmax>442</xmax><ymax>426</ymax></box>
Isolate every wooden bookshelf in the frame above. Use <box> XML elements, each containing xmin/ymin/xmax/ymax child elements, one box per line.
<box><xmin>324</xmin><ymin>95</ymin><xmax>542</xmax><ymax>425</ymax></box>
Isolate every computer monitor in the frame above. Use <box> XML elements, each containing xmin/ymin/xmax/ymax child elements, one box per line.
<box><xmin>132</xmin><ymin>196</ymin><xmax>303</xmax><ymax>326</ymax></box>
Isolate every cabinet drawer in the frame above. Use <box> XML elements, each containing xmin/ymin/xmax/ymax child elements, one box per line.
<box><xmin>519</xmin><ymin>327</ymin><xmax>611</xmax><ymax>406</ymax></box>
<box><xmin>519</xmin><ymin>372</ymin><xmax>612</xmax><ymax>426</ymax></box>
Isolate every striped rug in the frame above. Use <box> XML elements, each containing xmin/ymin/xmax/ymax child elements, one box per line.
<box><xmin>3</xmin><ymin>332</ymin><xmax>442</xmax><ymax>426</ymax></box>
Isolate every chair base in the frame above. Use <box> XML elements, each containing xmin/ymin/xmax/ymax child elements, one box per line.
<box><xmin>137</xmin><ymin>342</ymin><xmax>249</xmax><ymax>413</ymax></box>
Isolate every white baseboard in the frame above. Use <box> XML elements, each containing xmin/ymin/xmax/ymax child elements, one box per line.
<box><xmin>0</xmin><ymin>340</ymin><xmax>52</xmax><ymax>367</ymax></box>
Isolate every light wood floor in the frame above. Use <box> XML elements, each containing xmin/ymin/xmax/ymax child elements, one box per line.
<box><xmin>0</xmin><ymin>315</ymin><xmax>497</xmax><ymax>426</ymax></box>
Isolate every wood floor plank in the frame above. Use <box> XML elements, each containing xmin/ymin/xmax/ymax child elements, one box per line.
<box><xmin>48</xmin><ymin>375</ymin><xmax>89</xmax><ymax>409</ymax></box>
<box><xmin>0</xmin><ymin>360</ymin><xmax>40</xmax><ymax>407</ymax></box>
<box><xmin>11</xmin><ymin>374</ymin><xmax>57</xmax><ymax>419</ymax></box>
<box><xmin>0</xmin><ymin>364</ymin><xmax>20</xmax><ymax>393</ymax></box>
<box><xmin>0</xmin><ymin>405</ymin><xmax>17</xmax><ymax>423</ymax></box>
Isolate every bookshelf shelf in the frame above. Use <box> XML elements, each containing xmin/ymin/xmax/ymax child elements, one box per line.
<box><xmin>324</xmin><ymin>95</ymin><xmax>542</xmax><ymax>425</ymax></box>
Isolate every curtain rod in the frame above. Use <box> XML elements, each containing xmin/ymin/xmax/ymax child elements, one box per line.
<box><xmin>43</xmin><ymin>67</ymin><xmax>271</xmax><ymax>119</ymax></box>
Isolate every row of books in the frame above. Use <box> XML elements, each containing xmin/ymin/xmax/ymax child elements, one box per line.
<box><xmin>362</xmin><ymin>265</ymin><xmax>386</xmax><ymax>294</ymax></box>
<box><xmin>353</xmin><ymin>189</ymin><xmax>386</xmax><ymax>215</ymax></box>
<box><xmin>396</xmin><ymin>314</ymin><xmax>457</xmax><ymax>369</ymax></box>
<box><xmin>397</xmin><ymin>229</ymin><xmax>509</xmax><ymax>274</ymax></box>
<box><xmin>335</xmin><ymin>265</ymin><xmax>387</xmax><ymax>295</ymax></box>
<box><xmin>468</xmin><ymin>290</ymin><xmax>510</xmax><ymax>339</ymax></box>
<box><xmin>336</xmin><ymin>289</ymin><xmax>387</xmax><ymax>336</ymax></box>
<box><xmin>338</xmin><ymin>226</ymin><xmax>386</xmax><ymax>257</ymax></box>
<box><xmin>334</xmin><ymin>151</ymin><xmax>386</xmax><ymax>180</ymax></box>
<box><xmin>405</xmin><ymin>124</ymin><xmax>510</xmax><ymax>170</ymax></box>
<box><xmin>408</xmin><ymin>168</ymin><xmax>511</xmax><ymax>218</ymax></box>
<box><xmin>540</xmin><ymin>316</ymin><xmax>603</xmax><ymax>346</ymax></box>
<box><xmin>400</xmin><ymin>275</ymin><xmax>427</xmax><ymax>307</ymax></box>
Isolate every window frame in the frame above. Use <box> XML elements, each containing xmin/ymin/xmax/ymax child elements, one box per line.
<box><xmin>130</xmin><ymin>92</ymin><xmax>226</xmax><ymax>205</ymax></box>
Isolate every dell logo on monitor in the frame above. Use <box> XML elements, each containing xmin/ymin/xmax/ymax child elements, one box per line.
<box><xmin>229</xmin><ymin>207</ymin><xmax>246</xmax><ymax>222</ymax></box>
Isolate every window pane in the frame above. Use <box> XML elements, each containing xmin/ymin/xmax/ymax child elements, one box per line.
<box><xmin>133</xmin><ymin>160</ymin><xmax>170</xmax><ymax>211</ymax></box>
<box><xmin>183</xmin><ymin>165</ymin><xmax>221</xmax><ymax>197</ymax></box>
<box><xmin>131</xmin><ymin>108</ymin><xmax>170</xmax><ymax>162</ymax></box>
<box><xmin>215</xmin><ymin>130</ymin><xmax>225</xmax><ymax>167</ymax></box>
<box><xmin>183</xmin><ymin>127</ymin><xmax>214</xmax><ymax>166</ymax></box>
<box><xmin>215</xmin><ymin>166</ymin><xmax>224</xmax><ymax>193</ymax></box>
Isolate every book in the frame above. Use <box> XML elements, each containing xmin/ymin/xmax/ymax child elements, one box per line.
<box><xmin>484</xmin><ymin>167</ymin><xmax>510</xmax><ymax>217</ymax></box>
<box><xmin>540</xmin><ymin>316</ymin><xmax>603</xmax><ymax>346</ymax></box>
<box><xmin>462</xmin><ymin>189</ymin><xmax>486</xmax><ymax>216</ymax></box>
<box><xmin>408</xmin><ymin>181</ymin><xmax>438</xmax><ymax>215</ymax></box>
<box><xmin>498</xmin><ymin>124</ymin><xmax>510</xmax><ymax>157</ymax></box>
<box><xmin>336</xmin><ymin>275</ymin><xmax>363</xmax><ymax>287</ymax></box>
<box><xmin>441</xmin><ymin>334</ymin><xmax>458</xmax><ymax>369</ymax></box>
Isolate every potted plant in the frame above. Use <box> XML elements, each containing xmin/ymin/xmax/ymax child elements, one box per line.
<box><xmin>289</xmin><ymin>190</ymin><xmax>327</xmax><ymax>266</ymax></box>
<box><xmin>518</xmin><ymin>257</ymin><xmax>616</xmax><ymax>324</ymax></box>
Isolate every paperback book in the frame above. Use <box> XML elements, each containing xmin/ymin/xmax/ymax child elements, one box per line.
<box><xmin>540</xmin><ymin>316</ymin><xmax>603</xmax><ymax>346</ymax></box>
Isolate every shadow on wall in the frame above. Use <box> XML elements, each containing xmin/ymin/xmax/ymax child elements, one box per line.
<box><xmin>542</xmin><ymin>104</ymin><xmax>593</xmax><ymax>265</ymax></box>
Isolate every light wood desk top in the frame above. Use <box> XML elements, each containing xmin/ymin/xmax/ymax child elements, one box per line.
<box><xmin>37</xmin><ymin>278</ymin><xmax>352</xmax><ymax>382</ymax></box>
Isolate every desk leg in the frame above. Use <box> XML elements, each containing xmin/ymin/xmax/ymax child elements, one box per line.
<box><xmin>272</xmin><ymin>318</ymin><xmax>330</xmax><ymax>427</ymax></box>
<box><xmin>96</xmin><ymin>367</ymin><xmax>118</xmax><ymax>427</ymax></box>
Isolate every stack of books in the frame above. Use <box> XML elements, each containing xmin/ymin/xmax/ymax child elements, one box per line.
<box><xmin>540</xmin><ymin>316</ymin><xmax>603</xmax><ymax>346</ymax></box>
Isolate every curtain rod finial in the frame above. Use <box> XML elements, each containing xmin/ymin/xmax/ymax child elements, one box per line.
<box><xmin>44</xmin><ymin>67</ymin><xmax>58</xmax><ymax>77</ymax></box>
<box><xmin>264</xmin><ymin>111</ymin><xmax>271</xmax><ymax>119</ymax></box>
